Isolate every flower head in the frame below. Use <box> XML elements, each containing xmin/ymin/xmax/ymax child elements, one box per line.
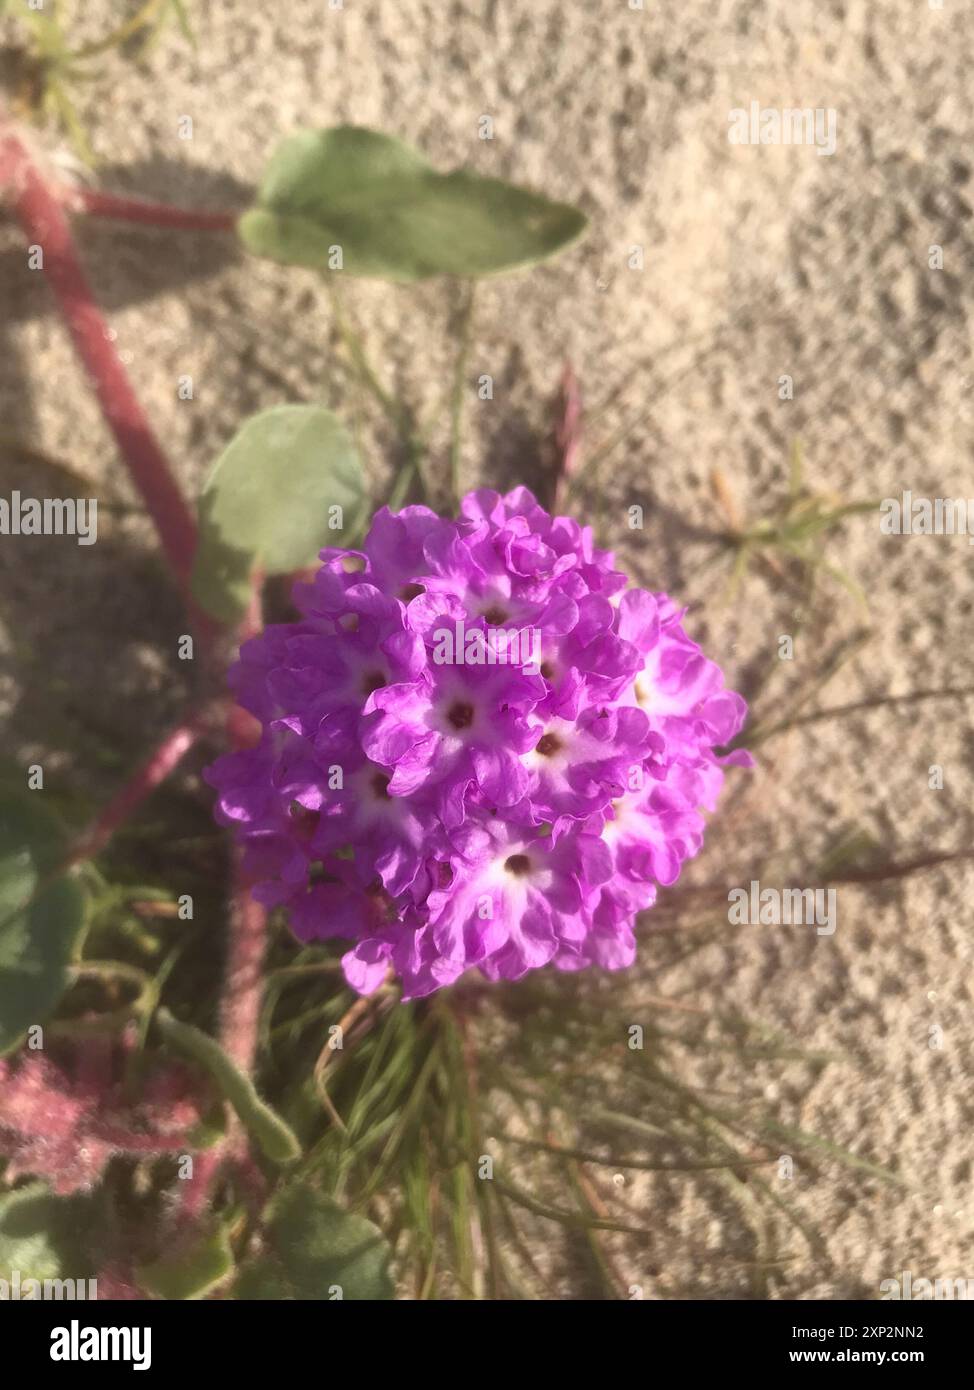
<box><xmin>206</xmin><ymin>488</ymin><xmax>748</xmax><ymax>999</ymax></box>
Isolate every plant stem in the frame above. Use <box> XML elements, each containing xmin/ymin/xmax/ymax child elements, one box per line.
<box><xmin>67</xmin><ymin>709</ymin><xmax>210</xmax><ymax>867</ymax></box>
<box><xmin>219</xmin><ymin>850</ymin><xmax>267</xmax><ymax>1072</ymax></box>
<box><xmin>57</xmin><ymin>183</ymin><xmax>238</xmax><ymax>232</ymax></box>
<box><xmin>66</xmin><ymin>0</ymin><xmax>169</xmax><ymax>63</ymax></box>
<box><xmin>3</xmin><ymin>114</ymin><xmax>271</xmax><ymax>1220</ymax></box>
<box><xmin>325</xmin><ymin>279</ymin><xmax>432</xmax><ymax>508</ymax></box>
<box><xmin>326</xmin><ymin>280</ymin><xmax>399</xmax><ymax>421</ymax></box>
<box><xmin>552</xmin><ymin>361</ymin><xmax>583</xmax><ymax>511</ymax></box>
<box><xmin>0</xmin><ymin>124</ymin><xmax>202</xmax><ymax>595</ymax></box>
<box><xmin>216</xmin><ymin>576</ymin><xmax>268</xmax><ymax>1077</ymax></box>
<box><xmin>0</xmin><ymin>712</ymin><xmax>206</xmax><ymax>939</ymax></box>
<box><xmin>449</xmin><ymin>281</ymin><xmax>476</xmax><ymax>509</ymax></box>
<box><xmin>746</xmin><ymin>686</ymin><xmax>974</xmax><ymax>746</ymax></box>
<box><xmin>449</xmin><ymin>1002</ymin><xmax>502</xmax><ymax>1298</ymax></box>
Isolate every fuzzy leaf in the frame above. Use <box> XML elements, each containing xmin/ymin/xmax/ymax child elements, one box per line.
<box><xmin>239</xmin><ymin>126</ymin><xmax>587</xmax><ymax>281</ymax></box>
<box><xmin>235</xmin><ymin>1181</ymin><xmax>393</xmax><ymax>1300</ymax></box>
<box><xmin>0</xmin><ymin>791</ymin><xmax>86</xmax><ymax>1054</ymax></box>
<box><xmin>191</xmin><ymin>404</ymin><xmax>367</xmax><ymax>622</ymax></box>
<box><xmin>0</xmin><ymin>1185</ymin><xmax>95</xmax><ymax>1286</ymax></box>
<box><xmin>137</xmin><ymin>1224</ymin><xmax>234</xmax><ymax>1300</ymax></box>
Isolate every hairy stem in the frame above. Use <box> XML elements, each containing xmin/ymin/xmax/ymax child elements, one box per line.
<box><xmin>220</xmin><ymin>577</ymin><xmax>268</xmax><ymax>1073</ymax></box>
<box><xmin>0</xmin><ymin>124</ymin><xmax>202</xmax><ymax>594</ymax></box>
<box><xmin>219</xmin><ymin>851</ymin><xmax>267</xmax><ymax>1072</ymax></box>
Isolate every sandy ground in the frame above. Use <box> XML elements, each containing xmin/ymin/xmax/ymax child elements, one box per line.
<box><xmin>1</xmin><ymin>0</ymin><xmax>972</xmax><ymax>1297</ymax></box>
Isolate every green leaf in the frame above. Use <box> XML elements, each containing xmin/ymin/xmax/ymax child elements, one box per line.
<box><xmin>0</xmin><ymin>1185</ymin><xmax>95</xmax><ymax>1286</ymax></box>
<box><xmin>0</xmin><ymin>1186</ymin><xmax>67</xmax><ymax>1281</ymax></box>
<box><xmin>0</xmin><ymin>791</ymin><xmax>87</xmax><ymax>1054</ymax></box>
<box><xmin>156</xmin><ymin>1008</ymin><xmax>301</xmax><ymax>1165</ymax></box>
<box><xmin>235</xmin><ymin>1181</ymin><xmax>394</xmax><ymax>1300</ymax></box>
<box><xmin>239</xmin><ymin>126</ymin><xmax>588</xmax><ymax>281</ymax></box>
<box><xmin>191</xmin><ymin>404</ymin><xmax>367</xmax><ymax>622</ymax></box>
<box><xmin>137</xmin><ymin>1224</ymin><xmax>234</xmax><ymax>1300</ymax></box>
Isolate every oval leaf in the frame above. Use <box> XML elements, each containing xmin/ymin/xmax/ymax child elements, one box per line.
<box><xmin>0</xmin><ymin>792</ymin><xmax>87</xmax><ymax>1054</ymax></box>
<box><xmin>137</xmin><ymin>1224</ymin><xmax>234</xmax><ymax>1300</ymax></box>
<box><xmin>191</xmin><ymin>404</ymin><xmax>367</xmax><ymax>622</ymax></box>
<box><xmin>0</xmin><ymin>1185</ymin><xmax>96</xmax><ymax>1286</ymax></box>
<box><xmin>239</xmin><ymin>126</ymin><xmax>587</xmax><ymax>281</ymax></box>
<box><xmin>235</xmin><ymin>1181</ymin><xmax>394</xmax><ymax>1300</ymax></box>
<box><xmin>156</xmin><ymin>1008</ymin><xmax>301</xmax><ymax>1165</ymax></box>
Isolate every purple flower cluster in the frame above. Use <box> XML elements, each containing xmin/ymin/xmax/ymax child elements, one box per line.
<box><xmin>205</xmin><ymin>488</ymin><xmax>749</xmax><ymax>999</ymax></box>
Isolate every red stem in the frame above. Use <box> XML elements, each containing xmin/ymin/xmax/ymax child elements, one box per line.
<box><xmin>553</xmin><ymin>361</ymin><xmax>583</xmax><ymax>512</ymax></box>
<box><xmin>0</xmin><ymin>128</ymin><xmax>201</xmax><ymax>589</ymax></box>
<box><xmin>56</xmin><ymin>183</ymin><xmax>238</xmax><ymax>233</ymax></box>
<box><xmin>1</xmin><ymin>117</ymin><xmax>269</xmax><ymax>1214</ymax></box>
<box><xmin>67</xmin><ymin>709</ymin><xmax>208</xmax><ymax>866</ymax></box>
<box><xmin>219</xmin><ymin>851</ymin><xmax>267</xmax><ymax>1072</ymax></box>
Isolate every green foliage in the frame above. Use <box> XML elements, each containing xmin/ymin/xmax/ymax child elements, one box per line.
<box><xmin>191</xmin><ymin>405</ymin><xmax>367</xmax><ymax>621</ymax></box>
<box><xmin>248</xmin><ymin>935</ymin><xmax>906</xmax><ymax>1300</ymax></box>
<box><xmin>717</xmin><ymin>442</ymin><xmax>876</xmax><ymax>607</ymax></box>
<box><xmin>236</xmin><ymin>1181</ymin><xmax>393</xmax><ymax>1299</ymax></box>
<box><xmin>0</xmin><ymin>1184</ymin><xmax>94</xmax><ymax>1283</ymax></box>
<box><xmin>4</xmin><ymin>0</ymin><xmax>197</xmax><ymax>164</ymax></box>
<box><xmin>137</xmin><ymin>1224</ymin><xmax>234</xmax><ymax>1300</ymax></box>
<box><xmin>0</xmin><ymin>791</ymin><xmax>87</xmax><ymax>1054</ymax></box>
<box><xmin>156</xmin><ymin>1008</ymin><xmax>301</xmax><ymax>1165</ymax></box>
<box><xmin>239</xmin><ymin>127</ymin><xmax>587</xmax><ymax>281</ymax></box>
